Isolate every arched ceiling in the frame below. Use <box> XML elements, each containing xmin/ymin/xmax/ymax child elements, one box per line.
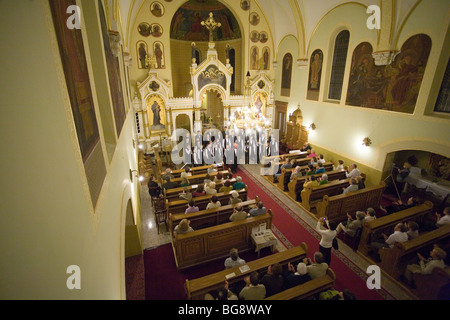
<box><xmin>113</xmin><ymin>0</ymin><xmax>421</xmax><ymax>54</ymax></box>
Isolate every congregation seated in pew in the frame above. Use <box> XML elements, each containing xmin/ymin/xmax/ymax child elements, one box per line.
<box><xmin>229</xmin><ymin>204</ymin><xmax>248</xmax><ymax>221</ymax></box>
<box><xmin>174</xmin><ymin>219</ymin><xmax>194</xmax><ymax>234</ymax></box>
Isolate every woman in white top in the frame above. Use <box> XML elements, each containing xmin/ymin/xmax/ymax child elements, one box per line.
<box><xmin>206</xmin><ymin>195</ymin><xmax>221</xmax><ymax>210</ymax></box>
<box><xmin>333</xmin><ymin>160</ymin><xmax>345</xmax><ymax>171</ymax></box>
<box><xmin>316</xmin><ymin>218</ymin><xmax>337</xmax><ymax>266</ymax></box>
<box><xmin>205</xmin><ymin>182</ymin><xmax>217</xmax><ymax>195</ymax></box>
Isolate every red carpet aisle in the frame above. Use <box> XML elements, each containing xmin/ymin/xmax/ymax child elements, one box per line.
<box><xmin>237</xmin><ymin>166</ymin><xmax>395</xmax><ymax>300</ymax></box>
<box><xmin>125</xmin><ymin>254</ymin><xmax>145</xmax><ymax>300</ymax></box>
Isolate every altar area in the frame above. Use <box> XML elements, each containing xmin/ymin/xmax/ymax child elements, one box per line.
<box><xmin>133</xmin><ymin>12</ymin><xmax>275</xmax><ymax>154</ymax></box>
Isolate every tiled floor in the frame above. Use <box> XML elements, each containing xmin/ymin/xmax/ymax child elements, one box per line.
<box><xmin>139</xmin><ymin>164</ymin><xmax>416</xmax><ymax>300</ymax></box>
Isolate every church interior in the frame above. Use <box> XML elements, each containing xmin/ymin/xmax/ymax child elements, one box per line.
<box><xmin>1</xmin><ymin>0</ymin><xmax>450</xmax><ymax>301</ymax></box>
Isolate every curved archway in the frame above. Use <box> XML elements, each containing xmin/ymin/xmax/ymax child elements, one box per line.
<box><xmin>199</xmin><ymin>86</ymin><xmax>225</xmax><ymax>129</ymax></box>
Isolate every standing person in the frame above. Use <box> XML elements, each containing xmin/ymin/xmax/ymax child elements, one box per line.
<box><xmin>147</xmin><ymin>175</ymin><xmax>161</xmax><ymax>198</ymax></box>
<box><xmin>316</xmin><ymin>218</ymin><xmax>338</xmax><ymax>266</ymax></box>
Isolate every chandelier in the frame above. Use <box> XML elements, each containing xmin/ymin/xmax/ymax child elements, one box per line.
<box><xmin>228</xmin><ymin>72</ymin><xmax>270</xmax><ymax>131</ymax></box>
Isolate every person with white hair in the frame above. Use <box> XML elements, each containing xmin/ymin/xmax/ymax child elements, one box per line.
<box><xmin>228</xmin><ymin>190</ymin><xmax>242</xmax><ymax>204</ymax></box>
<box><xmin>232</xmin><ymin>176</ymin><xmax>246</xmax><ymax>190</ymax></box>
<box><xmin>205</xmin><ymin>181</ymin><xmax>217</xmax><ymax>195</ymax></box>
<box><xmin>403</xmin><ymin>245</ymin><xmax>447</xmax><ymax>287</ymax></box>
<box><xmin>319</xmin><ymin>173</ymin><xmax>329</xmax><ymax>185</ymax></box>
<box><xmin>283</xmin><ymin>262</ymin><xmax>312</xmax><ymax>289</ymax></box>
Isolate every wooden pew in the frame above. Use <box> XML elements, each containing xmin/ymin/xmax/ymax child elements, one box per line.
<box><xmin>287</xmin><ymin>169</ymin><xmax>347</xmax><ymax>200</ymax></box>
<box><xmin>172</xmin><ymin>210</ymin><xmax>274</xmax><ymax>270</ymax></box>
<box><xmin>262</xmin><ymin>151</ymin><xmax>308</xmax><ymax>166</ymax></box>
<box><xmin>161</xmin><ymin>164</ymin><xmax>224</xmax><ymax>179</ymax></box>
<box><xmin>185</xmin><ymin>243</ymin><xmax>308</xmax><ymax>300</ymax></box>
<box><xmin>166</xmin><ymin>187</ymin><xmax>248</xmax><ymax>216</ymax></box>
<box><xmin>357</xmin><ymin>201</ymin><xmax>434</xmax><ymax>256</ymax></box>
<box><xmin>315</xmin><ymin>181</ymin><xmax>386</xmax><ymax>224</ymax></box>
<box><xmin>265</xmin><ymin>268</ymin><xmax>336</xmax><ymax>300</ymax></box>
<box><xmin>379</xmin><ymin>224</ymin><xmax>450</xmax><ymax>279</ymax></box>
<box><xmin>164</xmin><ymin>178</ymin><xmax>237</xmax><ymax>202</ymax></box>
<box><xmin>280</xmin><ymin>162</ymin><xmax>335</xmax><ymax>191</ymax></box>
<box><xmin>169</xmin><ymin>169</ymin><xmax>232</xmax><ymax>186</ymax></box>
<box><xmin>168</xmin><ymin>197</ymin><xmax>259</xmax><ymax>232</ymax></box>
<box><xmin>300</xmin><ymin>179</ymin><xmax>350</xmax><ymax>211</ymax></box>
<box><xmin>412</xmin><ymin>266</ymin><xmax>450</xmax><ymax>300</ymax></box>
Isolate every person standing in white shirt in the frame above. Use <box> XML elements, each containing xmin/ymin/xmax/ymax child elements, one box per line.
<box><xmin>316</xmin><ymin>218</ymin><xmax>338</xmax><ymax>266</ymax></box>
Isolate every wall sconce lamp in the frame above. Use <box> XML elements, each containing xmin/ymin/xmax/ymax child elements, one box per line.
<box><xmin>309</xmin><ymin>123</ymin><xmax>316</xmax><ymax>131</ymax></box>
<box><xmin>362</xmin><ymin>137</ymin><xmax>372</xmax><ymax>147</ymax></box>
<box><xmin>129</xmin><ymin>169</ymin><xmax>144</xmax><ymax>182</ymax></box>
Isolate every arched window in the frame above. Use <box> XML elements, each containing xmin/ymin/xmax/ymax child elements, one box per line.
<box><xmin>328</xmin><ymin>30</ymin><xmax>350</xmax><ymax>100</ymax></box>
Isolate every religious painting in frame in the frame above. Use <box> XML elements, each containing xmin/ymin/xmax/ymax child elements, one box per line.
<box><xmin>241</xmin><ymin>0</ymin><xmax>250</xmax><ymax>11</ymax></box>
<box><xmin>345</xmin><ymin>34</ymin><xmax>431</xmax><ymax>114</ymax></box>
<box><xmin>198</xmin><ymin>65</ymin><xmax>227</xmax><ymax>90</ymax></box>
<box><xmin>281</xmin><ymin>53</ymin><xmax>293</xmax><ymax>97</ymax></box>
<box><xmin>150</xmin><ymin>2</ymin><xmax>164</xmax><ymax>17</ymax></box>
<box><xmin>49</xmin><ymin>0</ymin><xmax>100</xmax><ymax>161</ymax></box>
<box><xmin>250</xmin><ymin>31</ymin><xmax>260</xmax><ymax>43</ymax></box>
<box><xmin>307</xmin><ymin>49</ymin><xmax>323</xmax><ymax>101</ymax></box>
<box><xmin>151</xmin><ymin>23</ymin><xmax>163</xmax><ymax>37</ymax></box>
<box><xmin>262</xmin><ymin>47</ymin><xmax>270</xmax><ymax>70</ymax></box>
<box><xmin>138</xmin><ymin>22</ymin><xmax>151</xmax><ymax>37</ymax></box>
<box><xmin>137</xmin><ymin>41</ymin><xmax>149</xmax><ymax>69</ymax></box>
<box><xmin>260</xmin><ymin>31</ymin><xmax>268</xmax><ymax>44</ymax></box>
<box><xmin>253</xmin><ymin>91</ymin><xmax>267</xmax><ymax>116</ymax></box>
<box><xmin>249</xmin><ymin>12</ymin><xmax>260</xmax><ymax>26</ymax></box>
<box><xmin>99</xmin><ymin>0</ymin><xmax>126</xmax><ymax>136</ymax></box>
<box><xmin>146</xmin><ymin>94</ymin><xmax>167</xmax><ymax>132</ymax></box>
<box><xmin>250</xmin><ymin>46</ymin><xmax>259</xmax><ymax>70</ymax></box>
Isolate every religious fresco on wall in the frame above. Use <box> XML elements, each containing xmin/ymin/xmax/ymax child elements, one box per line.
<box><xmin>198</xmin><ymin>65</ymin><xmax>226</xmax><ymax>90</ymax></box>
<box><xmin>307</xmin><ymin>49</ymin><xmax>323</xmax><ymax>101</ymax></box>
<box><xmin>249</xmin><ymin>12</ymin><xmax>260</xmax><ymax>26</ymax></box>
<box><xmin>241</xmin><ymin>0</ymin><xmax>250</xmax><ymax>11</ymax></box>
<box><xmin>262</xmin><ymin>47</ymin><xmax>270</xmax><ymax>70</ymax></box>
<box><xmin>250</xmin><ymin>46</ymin><xmax>259</xmax><ymax>70</ymax></box>
<box><xmin>137</xmin><ymin>41</ymin><xmax>149</xmax><ymax>69</ymax></box>
<box><xmin>170</xmin><ymin>0</ymin><xmax>241</xmax><ymax>41</ymax></box>
<box><xmin>281</xmin><ymin>53</ymin><xmax>293</xmax><ymax>97</ymax></box>
<box><xmin>346</xmin><ymin>34</ymin><xmax>432</xmax><ymax>114</ymax></box>
<box><xmin>138</xmin><ymin>22</ymin><xmax>151</xmax><ymax>37</ymax></box>
<box><xmin>153</xmin><ymin>42</ymin><xmax>165</xmax><ymax>69</ymax></box>
<box><xmin>260</xmin><ymin>32</ymin><xmax>268</xmax><ymax>44</ymax></box>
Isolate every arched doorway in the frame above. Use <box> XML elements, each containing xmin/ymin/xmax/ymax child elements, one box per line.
<box><xmin>175</xmin><ymin>114</ymin><xmax>191</xmax><ymax>133</ymax></box>
<box><xmin>200</xmin><ymin>88</ymin><xmax>224</xmax><ymax>129</ymax></box>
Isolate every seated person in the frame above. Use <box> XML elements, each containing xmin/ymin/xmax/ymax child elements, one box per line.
<box><xmin>162</xmin><ymin>177</ymin><xmax>178</xmax><ymax>191</ymax></box>
<box><xmin>214</xmin><ymin>173</ymin><xmax>223</xmax><ymax>185</ymax></box>
<box><xmin>345</xmin><ymin>163</ymin><xmax>361</xmax><ymax>179</ymax></box>
<box><xmin>356</xmin><ymin>175</ymin><xmax>366</xmax><ymax>189</ymax></box>
<box><xmin>332</xmin><ymin>159</ymin><xmax>345</xmax><ymax>171</ymax></box>
<box><xmin>406</xmin><ymin>221</ymin><xmax>420</xmax><ymax>240</ymax></box>
<box><xmin>179</xmin><ymin>187</ymin><xmax>193</xmax><ymax>202</ymax></box>
<box><xmin>232</xmin><ymin>176</ymin><xmax>246</xmax><ymax>190</ymax></box>
<box><xmin>319</xmin><ymin>289</ymin><xmax>357</xmax><ymax>300</ymax></box>
<box><xmin>274</xmin><ymin>158</ymin><xmax>293</xmax><ymax>181</ymax></box>
<box><xmin>310</xmin><ymin>157</ymin><xmax>318</xmax><ymax>165</ymax></box>
<box><xmin>239</xmin><ymin>271</ymin><xmax>266</xmax><ymax>300</ymax></box>
<box><xmin>318</xmin><ymin>154</ymin><xmax>326</xmax><ymax>164</ymax></box>
<box><xmin>185</xmin><ymin>200</ymin><xmax>199</xmax><ymax>214</ymax></box>
<box><xmin>305</xmin><ymin>164</ymin><xmax>315</xmax><ymax>176</ymax></box>
<box><xmin>180</xmin><ymin>176</ymin><xmax>190</xmax><ymax>187</ymax></box>
<box><xmin>303</xmin><ymin>251</ymin><xmax>328</xmax><ymax>279</ymax></box>
<box><xmin>204</xmin><ymin>281</ymin><xmax>238</xmax><ymax>301</ymax></box>
<box><xmin>336</xmin><ymin>211</ymin><xmax>366</xmax><ymax>237</ymax></box>
<box><xmin>174</xmin><ymin>219</ymin><xmax>194</xmax><ymax>234</ymax></box>
<box><xmin>303</xmin><ymin>175</ymin><xmax>319</xmax><ymax>189</ymax></box>
<box><xmin>318</xmin><ymin>173</ymin><xmax>329</xmax><ymax>185</ymax></box>
<box><xmin>368</xmin><ymin>222</ymin><xmax>408</xmax><ymax>255</ymax></box>
<box><xmin>315</xmin><ymin>162</ymin><xmax>326</xmax><ymax>174</ymax></box>
<box><xmin>260</xmin><ymin>263</ymin><xmax>284</xmax><ymax>297</ymax></box>
<box><xmin>180</xmin><ymin>167</ymin><xmax>192</xmax><ymax>181</ymax></box>
<box><xmin>343</xmin><ymin>178</ymin><xmax>359</xmax><ymax>194</ymax></box>
<box><xmin>207</xmin><ymin>164</ymin><xmax>218</xmax><ymax>174</ymax></box>
<box><xmin>283</xmin><ymin>262</ymin><xmax>311</xmax><ymax>289</ymax></box>
<box><xmin>219</xmin><ymin>180</ymin><xmax>233</xmax><ymax>194</ymax></box>
<box><xmin>161</xmin><ymin>168</ymin><xmax>174</xmax><ymax>181</ymax></box>
<box><xmin>205</xmin><ymin>182</ymin><xmax>217</xmax><ymax>195</ymax></box>
<box><xmin>290</xmin><ymin>166</ymin><xmax>303</xmax><ymax>181</ymax></box>
<box><xmin>147</xmin><ymin>175</ymin><xmax>161</xmax><ymax>198</ymax></box>
<box><xmin>307</xmin><ymin>149</ymin><xmax>317</xmax><ymax>158</ymax></box>
<box><xmin>403</xmin><ymin>245</ymin><xmax>447</xmax><ymax>287</ymax></box>
<box><xmin>229</xmin><ymin>204</ymin><xmax>248</xmax><ymax>221</ymax></box>
<box><xmin>364</xmin><ymin>207</ymin><xmax>377</xmax><ymax>223</ymax></box>
<box><xmin>228</xmin><ymin>190</ymin><xmax>242</xmax><ymax>205</ymax></box>
<box><xmin>380</xmin><ymin>196</ymin><xmax>422</xmax><ymax>215</ymax></box>
<box><xmin>203</xmin><ymin>174</ymin><xmax>212</xmax><ymax>184</ymax></box>
<box><xmin>224</xmin><ymin>248</ymin><xmax>246</xmax><ymax>269</ymax></box>
<box><xmin>301</xmin><ymin>142</ymin><xmax>312</xmax><ymax>152</ymax></box>
<box><xmin>249</xmin><ymin>201</ymin><xmax>267</xmax><ymax>216</ymax></box>
<box><xmin>206</xmin><ymin>195</ymin><xmax>221</xmax><ymax>210</ymax></box>
<box><xmin>192</xmin><ymin>185</ymin><xmax>206</xmax><ymax>197</ymax></box>
<box><xmin>436</xmin><ymin>207</ymin><xmax>450</xmax><ymax>227</ymax></box>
